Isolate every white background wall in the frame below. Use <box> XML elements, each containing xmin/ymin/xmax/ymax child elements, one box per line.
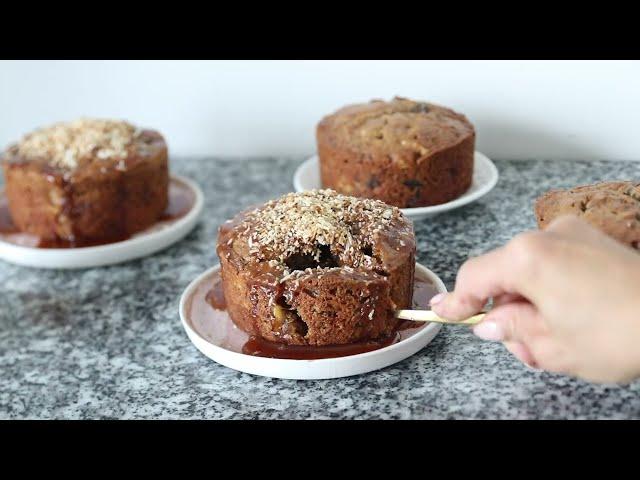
<box><xmin>1</xmin><ymin>60</ymin><xmax>639</xmax><ymax>161</ymax></box>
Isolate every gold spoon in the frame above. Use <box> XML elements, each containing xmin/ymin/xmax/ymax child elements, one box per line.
<box><xmin>395</xmin><ymin>309</ymin><xmax>487</xmax><ymax>325</ymax></box>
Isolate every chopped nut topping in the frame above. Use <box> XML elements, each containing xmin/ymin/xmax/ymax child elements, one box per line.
<box><xmin>233</xmin><ymin>189</ymin><xmax>407</xmax><ymax>269</ymax></box>
<box><xmin>9</xmin><ymin>118</ymin><xmax>144</xmax><ymax>169</ymax></box>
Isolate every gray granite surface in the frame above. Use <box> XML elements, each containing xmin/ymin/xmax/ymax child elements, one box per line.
<box><xmin>1</xmin><ymin>157</ymin><xmax>640</xmax><ymax>419</ymax></box>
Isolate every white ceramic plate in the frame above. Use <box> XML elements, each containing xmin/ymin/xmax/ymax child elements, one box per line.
<box><xmin>180</xmin><ymin>262</ymin><xmax>445</xmax><ymax>380</ymax></box>
<box><xmin>0</xmin><ymin>175</ymin><xmax>204</xmax><ymax>269</ymax></box>
<box><xmin>293</xmin><ymin>151</ymin><xmax>499</xmax><ymax>221</ymax></box>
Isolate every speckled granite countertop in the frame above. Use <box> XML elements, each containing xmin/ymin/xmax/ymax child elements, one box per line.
<box><xmin>1</xmin><ymin>157</ymin><xmax>640</xmax><ymax>420</ymax></box>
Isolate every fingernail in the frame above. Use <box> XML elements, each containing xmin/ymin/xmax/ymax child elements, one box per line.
<box><xmin>429</xmin><ymin>293</ymin><xmax>447</xmax><ymax>306</ymax></box>
<box><xmin>473</xmin><ymin>321</ymin><xmax>504</xmax><ymax>341</ymax></box>
<box><xmin>524</xmin><ymin>362</ymin><xmax>543</xmax><ymax>372</ymax></box>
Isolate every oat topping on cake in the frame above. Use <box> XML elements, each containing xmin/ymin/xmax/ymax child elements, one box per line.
<box><xmin>7</xmin><ymin>119</ymin><xmax>145</xmax><ymax>169</ymax></box>
<box><xmin>235</xmin><ymin>189</ymin><xmax>408</xmax><ymax>269</ymax></box>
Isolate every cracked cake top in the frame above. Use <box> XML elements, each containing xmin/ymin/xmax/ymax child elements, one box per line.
<box><xmin>318</xmin><ymin>96</ymin><xmax>474</xmax><ymax>157</ymax></box>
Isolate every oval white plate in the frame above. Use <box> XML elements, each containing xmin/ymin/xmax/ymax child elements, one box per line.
<box><xmin>180</xmin><ymin>262</ymin><xmax>445</xmax><ymax>380</ymax></box>
<box><xmin>0</xmin><ymin>174</ymin><xmax>204</xmax><ymax>269</ymax></box>
<box><xmin>293</xmin><ymin>151</ymin><xmax>499</xmax><ymax>221</ymax></box>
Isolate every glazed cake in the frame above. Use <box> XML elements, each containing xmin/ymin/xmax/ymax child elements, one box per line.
<box><xmin>535</xmin><ymin>181</ymin><xmax>640</xmax><ymax>250</ymax></box>
<box><xmin>317</xmin><ymin>96</ymin><xmax>475</xmax><ymax>208</ymax></box>
<box><xmin>217</xmin><ymin>189</ymin><xmax>416</xmax><ymax>346</ymax></box>
<box><xmin>1</xmin><ymin>119</ymin><xmax>169</xmax><ymax>245</ymax></box>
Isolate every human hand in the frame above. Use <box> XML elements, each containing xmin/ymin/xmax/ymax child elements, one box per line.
<box><xmin>430</xmin><ymin>215</ymin><xmax>640</xmax><ymax>384</ymax></box>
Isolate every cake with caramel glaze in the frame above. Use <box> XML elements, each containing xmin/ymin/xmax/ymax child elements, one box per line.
<box><xmin>216</xmin><ymin>189</ymin><xmax>416</xmax><ymax>346</ymax></box>
<box><xmin>317</xmin><ymin>96</ymin><xmax>475</xmax><ymax>208</ymax></box>
<box><xmin>1</xmin><ymin>119</ymin><xmax>168</xmax><ymax>245</ymax></box>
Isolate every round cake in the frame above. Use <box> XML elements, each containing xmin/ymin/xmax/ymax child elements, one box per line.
<box><xmin>216</xmin><ymin>189</ymin><xmax>416</xmax><ymax>346</ymax></box>
<box><xmin>535</xmin><ymin>181</ymin><xmax>640</xmax><ymax>250</ymax></box>
<box><xmin>317</xmin><ymin>96</ymin><xmax>475</xmax><ymax>208</ymax></box>
<box><xmin>1</xmin><ymin>119</ymin><xmax>169</xmax><ymax>245</ymax></box>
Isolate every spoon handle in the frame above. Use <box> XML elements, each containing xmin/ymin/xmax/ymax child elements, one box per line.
<box><xmin>395</xmin><ymin>309</ymin><xmax>486</xmax><ymax>325</ymax></box>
